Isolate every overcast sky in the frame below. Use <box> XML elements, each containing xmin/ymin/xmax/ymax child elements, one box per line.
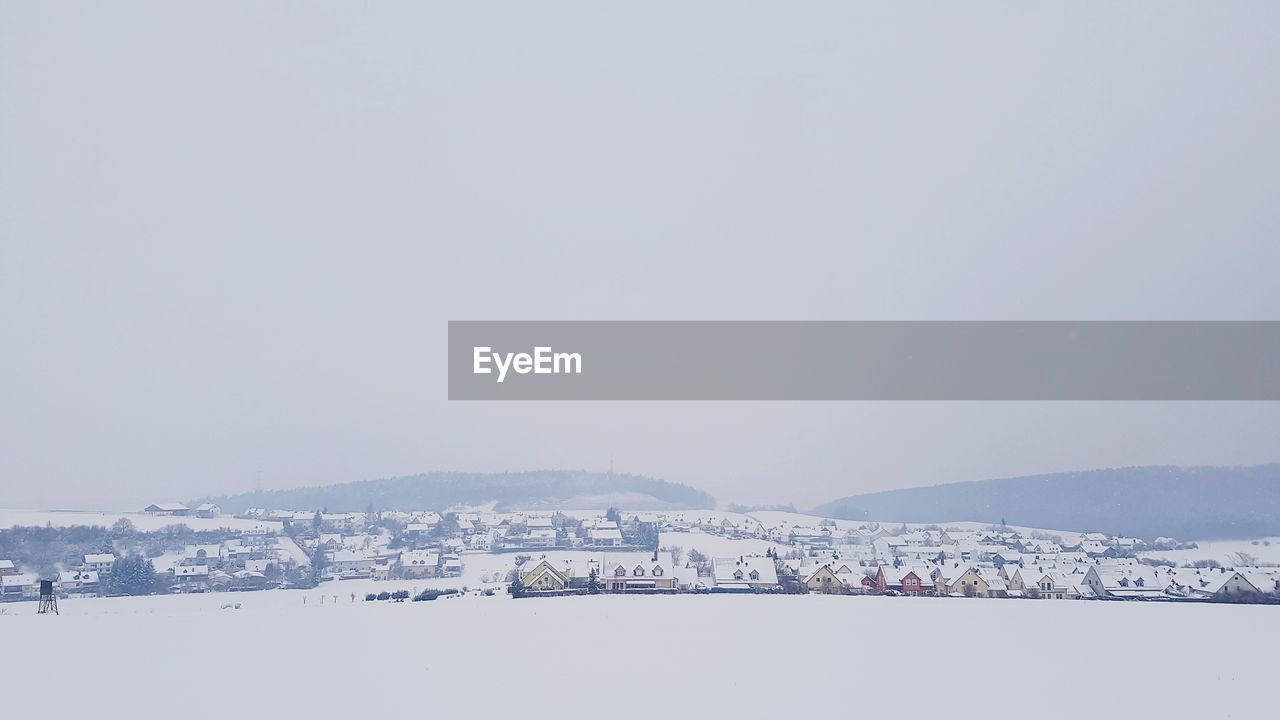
<box><xmin>2</xmin><ymin>2</ymin><xmax>1279</xmax><ymax>510</ymax></box>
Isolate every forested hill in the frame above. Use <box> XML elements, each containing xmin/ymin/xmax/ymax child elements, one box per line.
<box><xmin>813</xmin><ymin>464</ymin><xmax>1280</xmax><ymax>540</ymax></box>
<box><xmin>192</xmin><ymin>470</ymin><xmax>715</xmax><ymax>514</ymax></box>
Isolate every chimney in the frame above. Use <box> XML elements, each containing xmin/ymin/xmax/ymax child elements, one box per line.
<box><xmin>652</xmin><ymin>549</ymin><xmax>658</xmax><ymax>562</ymax></box>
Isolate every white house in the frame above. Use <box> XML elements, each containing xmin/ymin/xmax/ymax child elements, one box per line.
<box><xmin>143</xmin><ymin>503</ymin><xmax>189</xmax><ymax>516</ymax></box>
<box><xmin>1082</xmin><ymin>566</ymin><xmax>1165</xmax><ymax>599</ymax></box>
<box><xmin>396</xmin><ymin>550</ymin><xmax>440</xmax><ymax>579</ymax></box>
<box><xmin>328</xmin><ymin>550</ymin><xmax>375</xmax><ymax>577</ymax></box>
<box><xmin>588</xmin><ymin>528</ymin><xmax>623</xmax><ymax>547</ymax></box>
<box><xmin>58</xmin><ymin>569</ymin><xmax>100</xmax><ymax>595</ymax></box>
<box><xmin>712</xmin><ymin>555</ymin><xmax>780</xmax><ymax>591</ymax></box>
<box><xmin>84</xmin><ymin>553</ymin><xmax>116</xmax><ymax>574</ymax></box>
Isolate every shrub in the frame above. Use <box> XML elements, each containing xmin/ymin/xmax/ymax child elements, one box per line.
<box><xmin>413</xmin><ymin>588</ymin><xmax>459</xmax><ymax>602</ymax></box>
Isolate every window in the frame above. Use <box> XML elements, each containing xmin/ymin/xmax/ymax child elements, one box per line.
<box><xmin>615</xmin><ymin>567</ymin><xmax>625</xmax><ymax>577</ymax></box>
<box><xmin>653</xmin><ymin>567</ymin><xmax>662</xmax><ymax>576</ymax></box>
<box><xmin>633</xmin><ymin>566</ymin><xmax>644</xmax><ymax>576</ymax></box>
<box><xmin>750</xmin><ymin>571</ymin><xmax>759</xmax><ymax>580</ymax></box>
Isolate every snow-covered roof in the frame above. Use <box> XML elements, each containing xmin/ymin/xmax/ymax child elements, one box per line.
<box><xmin>712</xmin><ymin>556</ymin><xmax>778</xmax><ymax>585</ymax></box>
<box><xmin>1</xmin><ymin>572</ymin><xmax>38</xmax><ymax>587</ymax></box>
<box><xmin>399</xmin><ymin>550</ymin><xmax>439</xmax><ymax>566</ymax></box>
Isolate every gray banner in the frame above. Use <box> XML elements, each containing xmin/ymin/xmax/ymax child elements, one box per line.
<box><xmin>447</xmin><ymin>321</ymin><xmax>1280</xmax><ymax>400</ymax></box>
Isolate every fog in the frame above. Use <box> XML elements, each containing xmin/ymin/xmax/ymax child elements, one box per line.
<box><xmin>2</xmin><ymin>2</ymin><xmax>1278</xmax><ymax>509</ymax></box>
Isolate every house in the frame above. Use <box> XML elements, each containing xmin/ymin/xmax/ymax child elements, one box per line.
<box><xmin>884</xmin><ymin>565</ymin><xmax>932</xmax><ymax>596</ymax></box>
<box><xmin>600</xmin><ymin>551</ymin><xmax>676</xmax><ymax>592</ymax></box>
<box><xmin>396</xmin><ymin>550</ymin><xmax>440</xmax><ymax>579</ymax></box>
<box><xmin>0</xmin><ymin>572</ymin><xmax>40</xmax><ymax>601</ymax></box>
<box><xmin>712</xmin><ymin>556</ymin><xmax>780</xmax><ymax>591</ymax></box>
<box><xmin>84</xmin><ymin>553</ymin><xmax>116</xmax><ymax>574</ymax></box>
<box><xmin>519</xmin><ymin>559</ymin><xmax>571</xmax><ymax>591</ymax></box>
<box><xmin>862</xmin><ymin>566</ymin><xmax>887</xmax><ymax>593</ymax></box>
<box><xmin>442</xmin><ymin>555</ymin><xmax>464</xmax><ymax>577</ymax></box>
<box><xmin>320</xmin><ymin>513</ymin><xmax>363</xmax><ymax>533</ymax></box>
<box><xmin>244</xmin><ymin>559</ymin><xmax>274</xmax><ymax>574</ymax></box>
<box><xmin>527</xmin><ymin>517</ymin><xmax>556</xmax><ymax>531</ymax></box>
<box><xmin>1079</xmin><ymin>541</ymin><xmax>1114</xmax><ymax>558</ymax></box>
<box><xmin>804</xmin><ymin>565</ymin><xmax>845</xmax><ymax>594</ymax></box>
<box><xmin>975</xmin><ymin>567</ymin><xmax>1008</xmax><ymax>597</ymax></box>
<box><xmin>1238</xmin><ymin>568</ymin><xmax>1280</xmax><ymax>596</ymax></box>
<box><xmin>194</xmin><ymin>503</ymin><xmax>221</xmax><ymax>519</ymax></box>
<box><xmin>231</xmin><ymin>570</ymin><xmax>269</xmax><ymax>590</ymax></box>
<box><xmin>58</xmin><ymin>570</ymin><xmax>100</xmax><ymax>595</ymax></box>
<box><xmin>789</xmin><ymin>527</ymin><xmax>832</xmax><ymax>548</ymax></box>
<box><xmin>1082</xmin><ymin>566</ymin><xmax>1165</xmax><ymax>600</ymax></box>
<box><xmin>183</xmin><ymin>545</ymin><xmax>224</xmax><ymax>566</ymax></box>
<box><xmin>588</xmin><ymin>528</ymin><xmax>623</xmax><ymax>547</ymax></box>
<box><xmin>328</xmin><ymin>550</ymin><xmax>375</xmax><ymax>578</ymax></box>
<box><xmin>937</xmin><ymin>565</ymin><xmax>990</xmax><ymax>597</ymax></box>
<box><xmin>371</xmin><ymin>557</ymin><xmax>392</xmax><ymax>581</ymax></box>
<box><xmin>524</xmin><ymin>528</ymin><xmax>558</xmax><ymax>548</ymax></box>
<box><xmin>413</xmin><ymin>511</ymin><xmax>443</xmax><ymax>526</ymax></box>
<box><xmin>173</xmin><ymin>565</ymin><xmax>210</xmax><ymax>587</ymax></box>
<box><xmin>517</xmin><ymin>551</ymin><xmax>675</xmax><ymax>592</ymax></box>
<box><xmin>143</xmin><ymin>503</ymin><xmax>190</xmax><ymax>516</ymax></box>
<box><xmin>1165</xmin><ymin>568</ymin><xmax>1262</xmax><ymax>600</ymax></box>
<box><xmin>0</xmin><ymin>559</ymin><xmax>17</xmax><ymax>576</ymax></box>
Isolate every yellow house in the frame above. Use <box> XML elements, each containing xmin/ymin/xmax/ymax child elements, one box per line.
<box><xmin>944</xmin><ymin>567</ymin><xmax>990</xmax><ymax>597</ymax></box>
<box><xmin>520</xmin><ymin>560</ymin><xmax>569</xmax><ymax>591</ymax></box>
<box><xmin>805</xmin><ymin>565</ymin><xmax>844</xmax><ymax>594</ymax></box>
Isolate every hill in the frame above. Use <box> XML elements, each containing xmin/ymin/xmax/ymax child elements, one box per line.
<box><xmin>812</xmin><ymin>464</ymin><xmax>1280</xmax><ymax>540</ymax></box>
<box><xmin>192</xmin><ymin>470</ymin><xmax>715</xmax><ymax>515</ymax></box>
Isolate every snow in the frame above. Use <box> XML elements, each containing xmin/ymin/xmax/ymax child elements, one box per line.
<box><xmin>0</xmin><ymin>508</ymin><xmax>280</xmax><ymax>533</ymax></box>
<box><xmin>1140</xmin><ymin>538</ymin><xmax>1280</xmax><ymax>567</ymax></box>
<box><xmin>659</xmin><ymin>531</ymin><xmax>783</xmax><ymax>559</ymax></box>
<box><xmin>0</xmin><ymin>592</ymin><xmax>1273</xmax><ymax>718</ymax></box>
<box><xmin>745</xmin><ymin>510</ymin><xmax>1086</xmax><ymax>543</ymax></box>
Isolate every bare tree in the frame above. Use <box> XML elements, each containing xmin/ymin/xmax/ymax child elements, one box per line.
<box><xmin>661</xmin><ymin>544</ymin><xmax>684</xmax><ymax>565</ymax></box>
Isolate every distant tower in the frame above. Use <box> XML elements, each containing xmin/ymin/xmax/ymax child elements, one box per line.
<box><xmin>37</xmin><ymin>580</ymin><xmax>57</xmax><ymax>615</ymax></box>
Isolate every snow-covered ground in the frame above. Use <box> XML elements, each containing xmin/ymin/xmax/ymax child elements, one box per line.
<box><xmin>745</xmin><ymin>510</ymin><xmax>1087</xmax><ymax>544</ymax></box>
<box><xmin>659</xmin><ymin>530</ymin><xmax>783</xmax><ymax>558</ymax></box>
<box><xmin>0</xmin><ymin>592</ymin><xmax>1272</xmax><ymax>718</ymax></box>
<box><xmin>1140</xmin><ymin>538</ymin><xmax>1280</xmax><ymax>567</ymax></box>
<box><xmin>0</xmin><ymin>508</ymin><xmax>280</xmax><ymax>533</ymax></box>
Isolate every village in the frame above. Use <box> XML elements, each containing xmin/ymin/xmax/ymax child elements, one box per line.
<box><xmin>3</xmin><ymin>501</ymin><xmax>1278</xmax><ymax>605</ymax></box>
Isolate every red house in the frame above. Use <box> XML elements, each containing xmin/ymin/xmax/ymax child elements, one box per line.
<box><xmin>899</xmin><ymin>570</ymin><xmax>926</xmax><ymax>596</ymax></box>
<box><xmin>862</xmin><ymin>566</ymin><xmax>887</xmax><ymax>593</ymax></box>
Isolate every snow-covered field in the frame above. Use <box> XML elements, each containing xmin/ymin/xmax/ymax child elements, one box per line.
<box><xmin>1140</xmin><ymin>538</ymin><xmax>1280</xmax><ymax>567</ymax></box>
<box><xmin>1</xmin><ymin>592</ymin><xmax>1273</xmax><ymax>719</ymax></box>
<box><xmin>659</xmin><ymin>530</ymin><xmax>783</xmax><ymax>558</ymax></box>
<box><xmin>0</xmin><ymin>508</ymin><xmax>280</xmax><ymax>533</ymax></box>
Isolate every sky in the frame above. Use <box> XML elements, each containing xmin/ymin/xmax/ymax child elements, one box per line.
<box><xmin>2</xmin><ymin>2</ymin><xmax>1279</xmax><ymax>510</ymax></box>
